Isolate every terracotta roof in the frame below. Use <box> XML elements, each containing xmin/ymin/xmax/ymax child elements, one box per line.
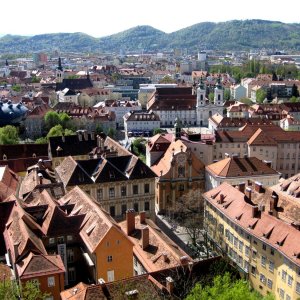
<box><xmin>124</xmin><ymin>111</ymin><xmax>160</xmax><ymax>122</ymax></box>
<box><xmin>0</xmin><ymin>166</ymin><xmax>19</xmax><ymax>201</ymax></box>
<box><xmin>58</xmin><ymin>187</ymin><xmax>130</xmax><ymax>253</ymax></box>
<box><xmin>119</xmin><ymin>215</ymin><xmax>193</xmax><ymax>273</ymax></box>
<box><xmin>151</xmin><ymin>139</ymin><xmax>204</xmax><ymax>178</ymax></box>
<box><xmin>247</xmin><ymin>128</ymin><xmax>277</xmax><ymax>146</ymax></box>
<box><xmin>16</xmin><ymin>252</ymin><xmax>65</xmax><ymax>279</ymax></box>
<box><xmin>147</xmin><ymin>133</ymin><xmax>173</xmax><ymax>153</ymax></box>
<box><xmin>206</xmin><ymin>157</ymin><xmax>278</xmax><ymax>178</ymax></box>
<box><xmin>204</xmin><ymin>182</ymin><xmax>300</xmax><ymax>267</ymax></box>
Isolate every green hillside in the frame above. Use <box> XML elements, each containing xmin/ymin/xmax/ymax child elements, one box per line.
<box><xmin>1</xmin><ymin>20</ymin><xmax>300</xmax><ymax>54</ymax></box>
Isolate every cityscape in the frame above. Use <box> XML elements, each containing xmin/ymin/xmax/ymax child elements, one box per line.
<box><xmin>1</xmin><ymin>11</ymin><xmax>300</xmax><ymax>300</ymax></box>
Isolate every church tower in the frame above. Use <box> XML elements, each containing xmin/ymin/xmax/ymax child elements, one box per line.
<box><xmin>56</xmin><ymin>57</ymin><xmax>64</xmax><ymax>83</ymax></box>
<box><xmin>214</xmin><ymin>75</ymin><xmax>224</xmax><ymax>106</ymax></box>
<box><xmin>174</xmin><ymin>117</ymin><xmax>182</xmax><ymax>141</ymax></box>
<box><xmin>196</xmin><ymin>77</ymin><xmax>206</xmax><ymax>107</ymax></box>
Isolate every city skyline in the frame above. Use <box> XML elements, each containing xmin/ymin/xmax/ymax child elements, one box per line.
<box><xmin>2</xmin><ymin>0</ymin><xmax>299</xmax><ymax>37</ymax></box>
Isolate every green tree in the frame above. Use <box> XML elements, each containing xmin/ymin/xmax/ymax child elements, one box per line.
<box><xmin>35</xmin><ymin>137</ymin><xmax>48</xmax><ymax>144</ymax></box>
<box><xmin>21</xmin><ymin>280</ymin><xmax>50</xmax><ymax>300</ymax></box>
<box><xmin>256</xmin><ymin>89</ymin><xmax>267</xmax><ymax>103</ymax></box>
<box><xmin>0</xmin><ymin>125</ymin><xmax>19</xmax><ymax>144</ymax></box>
<box><xmin>208</xmin><ymin>92</ymin><xmax>214</xmax><ymax>102</ymax></box>
<box><xmin>31</xmin><ymin>76</ymin><xmax>40</xmax><ymax>83</ymax></box>
<box><xmin>59</xmin><ymin>112</ymin><xmax>71</xmax><ymax>129</ymax></box>
<box><xmin>239</xmin><ymin>97</ymin><xmax>253</xmax><ymax>105</ymax></box>
<box><xmin>224</xmin><ymin>89</ymin><xmax>231</xmax><ymax>100</ymax></box>
<box><xmin>44</xmin><ymin>111</ymin><xmax>60</xmax><ymax>130</ymax></box>
<box><xmin>11</xmin><ymin>85</ymin><xmax>21</xmax><ymax>92</ymax></box>
<box><xmin>186</xmin><ymin>273</ymin><xmax>274</xmax><ymax>300</ymax></box>
<box><xmin>95</xmin><ymin>124</ymin><xmax>103</xmax><ymax>135</ymax></box>
<box><xmin>159</xmin><ymin>75</ymin><xmax>176</xmax><ymax>84</ymax></box>
<box><xmin>47</xmin><ymin>125</ymin><xmax>74</xmax><ymax>138</ymax></box>
<box><xmin>153</xmin><ymin>128</ymin><xmax>163</xmax><ymax>135</ymax></box>
<box><xmin>107</xmin><ymin>127</ymin><xmax>116</xmax><ymax>139</ymax></box>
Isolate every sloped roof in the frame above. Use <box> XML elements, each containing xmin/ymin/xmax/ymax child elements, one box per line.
<box><xmin>247</xmin><ymin>128</ymin><xmax>277</xmax><ymax>146</ymax></box>
<box><xmin>204</xmin><ymin>182</ymin><xmax>300</xmax><ymax>267</ymax></box>
<box><xmin>206</xmin><ymin>156</ymin><xmax>278</xmax><ymax>178</ymax></box>
<box><xmin>17</xmin><ymin>252</ymin><xmax>65</xmax><ymax>279</ymax></box>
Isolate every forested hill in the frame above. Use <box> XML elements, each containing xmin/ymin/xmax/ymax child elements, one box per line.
<box><xmin>1</xmin><ymin>20</ymin><xmax>300</xmax><ymax>53</ymax></box>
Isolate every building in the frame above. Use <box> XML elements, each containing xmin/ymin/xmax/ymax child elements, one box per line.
<box><xmin>119</xmin><ymin>210</ymin><xmax>193</xmax><ymax>275</ymax></box>
<box><xmin>204</xmin><ymin>181</ymin><xmax>300</xmax><ymax>300</ymax></box>
<box><xmin>124</xmin><ymin>110</ymin><xmax>160</xmax><ymax>138</ymax></box>
<box><xmin>205</xmin><ymin>156</ymin><xmax>280</xmax><ymax>191</ymax></box>
<box><xmin>151</xmin><ymin>135</ymin><xmax>205</xmax><ymax>214</ymax></box>
<box><xmin>0</xmin><ymin>166</ymin><xmax>19</xmax><ymax>201</ymax></box>
<box><xmin>55</xmin><ymin>136</ymin><xmax>157</xmax><ymax>219</ymax></box>
<box><xmin>230</xmin><ymin>84</ymin><xmax>247</xmax><ymax>101</ymax></box>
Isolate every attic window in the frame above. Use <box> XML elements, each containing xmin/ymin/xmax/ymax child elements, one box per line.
<box><xmin>86</xmin><ymin>222</ymin><xmax>97</xmax><ymax>235</ymax></box>
<box><xmin>3</xmin><ymin>154</ymin><xmax>7</xmax><ymax>160</ymax></box>
<box><xmin>125</xmin><ymin>289</ymin><xmax>139</xmax><ymax>297</ymax></box>
<box><xmin>109</xmin><ymin>171</ymin><xmax>115</xmax><ymax>178</ymax></box>
<box><xmin>72</xmin><ymin>205</ymin><xmax>83</xmax><ymax>216</ymax></box>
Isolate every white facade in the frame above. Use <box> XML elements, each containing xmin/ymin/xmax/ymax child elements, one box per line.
<box><xmin>56</xmin><ymin>88</ymin><xmax>80</xmax><ymax>104</ymax></box>
<box><xmin>230</xmin><ymin>84</ymin><xmax>247</xmax><ymax>100</ymax></box>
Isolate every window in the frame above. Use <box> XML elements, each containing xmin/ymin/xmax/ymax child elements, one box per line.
<box><xmin>279</xmin><ymin>288</ymin><xmax>285</xmax><ymax>299</ymax></box>
<box><xmin>68</xmin><ymin>267</ymin><xmax>76</xmax><ymax>282</ymax></box>
<box><xmin>239</xmin><ymin>241</ymin><xmax>244</xmax><ymax>252</ymax></box>
<box><xmin>267</xmin><ymin>278</ymin><xmax>273</xmax><ymax>289</ymax></box>
<box><xmin>245</xmin><ymin>246</ymin><xmax>250</xmax><ymax>257</ymax></box>
<box><xmin>121</xmin><ymin>186</ymin><xmax>127</xmax><ymax>197</ymax></box>
<box><xmin>288</xmin><ymin>275</ymin><xmax>293</xmax><ymax>287</ymax></box>
<box><xmin>121</xmin><ymin>204</ymin><xmax>127</xmax><ymax>215</ymax></box>
<box><xmin>49</xmin><ymin>237</ymin><xmax>55</xmax><ymax>245</ymax></box>
<box><xmin>144</xmin><ymin>183</ymin><xmax>150</xmax><ymax>194</ymax></box>
<box><xmin>67</xmin><ymin>249</ymin><xmax>74</xmax><ymax>263</ymax></box>
<box><xmin>260</xmin><ymin>273</ymin><xmax>266</xmax><ymax>284</ymax></box>
<box><xmin>97</xmin><ymin>188</ymin><xmax>103</xmax><ymax>201</ymax></box>
<box><xmin>144</xmin><ymin>201</ymin><xmax>150</xmax><ymax>211</ymax></box>
<box><xmin>57</xmin><ymin>236</ymin><xmax>64</xmax><ymax>244</ymax></box>
<box><xmin>47</xmin><ymin>276</ymin><xmax>55</xmax><ymax>287</ymax></box>
<box><xmin>269</xmin><ymin>261</ymin><xmax>274</xmax><ymax>273</ymax></box>
<box><xmin>296</xmin><ymin>282</ymin><xmax>300</xmax><ymax>294</ymax></box>
<box><xmin>282</xmin><ymin>270</ymin><xmax>287</xmax><ymax>282</ymax></box>
<box><xmin>262</xmin><ymin>243</ymin><xmax>266</xmax><ymax>251</ymax></box>
<box><xmin>109</xmin><ymin>187</ymin><xmax>115</xmax><ymax>198</ymax></box>
<box><xmin>270</xmin><ymin>248</ymin><xmax>274</xmax><ymax>255</ymax></box>
<box><xmin>133</xmin><ymin>185</ymin><xmax>139</xmax><ymax>195</ymax></box>
<box><xmin>110</xmin><ymin>206</ymin><xmax>115</xmax><ymax>217</ymax></box>
<box><xmin>286</xmin><ymin>294</ymin><xmax>291</xmax><ymax>300</ymax></box>
<box><xmin>261</xmin><ymin>256</ymin><xmax>266</xmax><ymax>267</ymax></box>
<box><xmin>67</xmin><ymin>235</ymin><xmax>73</xmax><ymax>242</ymax></box>
<box><xmin>179</xmin><ymin>184</ymin><xmax>184</xmax><ymax>191</ymax></box>
<box><xmin>178</xmin><ymin>166</ymin><xmax>185</xmax><ymax>177</ymax></box>
<box><xmin>134</xmin><ymin>203</ymin><xmax>139</xmax><ymax>212</ymax></box>
<box><xmin>107</xmin><ymin>255</ymin><xmax>113</xmax><ymax>262</ymax></box>
<box><xmin>251</xmin><ymin>265</ymin><xmax>256</xmax><ymax>276</ymax></box>
<box><xmin>252</xmin><ymin>249</ymin><xmax>257</xmax><ymax>260</ymax></box>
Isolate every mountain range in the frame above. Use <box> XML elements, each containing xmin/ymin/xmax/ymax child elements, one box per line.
<box><xmin>1</xmin><ymin>19</ymin><xmax>300</xmax><ymax>54</ymax></box>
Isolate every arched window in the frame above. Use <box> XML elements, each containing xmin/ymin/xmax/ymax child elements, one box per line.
<box><xmin>178</xmin><ymin>166</ymin><xmax>185</xmax><ymax>177</ymax></box>
<box><xmin>218</xmin><ymin>94</ymin><xmax>221</xmax><ymax>101</ymax></box>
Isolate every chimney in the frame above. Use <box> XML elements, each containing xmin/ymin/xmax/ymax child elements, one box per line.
<box><xmin>37</xmin><ymin>158</ymin><xmax>43</xmax><ymax>169</ymax></box>
<box><xmin>166</xmin><ymin>277</ymin><xmax>174</xmax><ymax>295</ymax></box>
<box><xmin>62</xmin><ymin>134</ymin><xmax>65</xmax><ymax>142</ymax></box>
<box><xmin>291</xmin><ymin>222</ymin><xmax>300</xmax><ymax>231</ymax></box>
<box><xmin>238</xmin><ymin>182</ymin><xmax>245</xmax><ymax>193</ymax></box>
<box><xmin>162</xmin><ymin>251</ymin><xmax>168</xmax><ymax>262</ymax></box>
<box><xmin>141</xmin><ymin>226</ymin><xmax>149</xmax><ymax>250</ymax></box>
<box><xmin>263</xmin><ymin>160</ymin><xmax>272</xmax><ymax>167</ymax></box>
<box><xmin>217</xmin><ymin>193</ymin><xmax>225</xmax><ymax>204</ymax></box>
<box><xmin>180</xmin><ymin>255</ymin><xmax>189</xmax><ymax>264</ymax></box>
<box><xmin>77</xmin><ymin>130</ymin><xmax>83</xmax><ymax>141</ymax></box>
<box><xmin>251</xmin><ymin>205</ymin><xmax>259</xmax><ymax>218</ymax></box>
<box><xmin>140</xmin><ymin>211</ymin><xmax>146</xmax><ymax>224</ymax></box>
<box><xmin>126</xmin><ymin>209</ymin><xmax>135</xmax><ymax>235</ymax></box>
<box><xmin>225</xmin><ymin>153</ymin><xmax>230</xmax><ymax>158</ymax></box>
<box><xmin>269</xmin><ymin>194</ymin><xmax>279</xmax><ymax>216</ymax></box>
<box><xmin>254</xmin><ymin>181</ymin><xmax>263</xmax><ymax>193</ymax></box>
<box><xmin>245</xmin><ymin>187</ymin><xmax>252</xmax><ymax>201</ymax></box>
<box><xmin>83</xmin><ymin>130</ymin><xmax>88</xmax><ymax>141</ymax></box>
<box><xmin>38</xmin><ymin>173</ymin><xmax>43</xmax><ymax>185</ymax></box>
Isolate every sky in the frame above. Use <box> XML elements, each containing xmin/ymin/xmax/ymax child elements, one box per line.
<box><xmin>2</xmin><ymin>0</ymin><xmax>300</xmax><ymax>37</ymax></box>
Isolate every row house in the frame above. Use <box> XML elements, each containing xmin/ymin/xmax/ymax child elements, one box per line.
<box><xmin>213</xmin><ymin>123</ymin><xmax>300</xmax><ymax>178</ymax></box>
<box><xmin>123</xmin><ymin>110</ymin><xmax>160</xmax><ymax>138</ymax></box>
<box><xmin>203</xmin><ymin>179</ymin><xmax>300</xmax><ymax>300</ymax></box>
<box><xmin>205</xmin><ymin>156</ymin><xmax>280</xmax><ymax>191</ymax></box>
<box><xmin>55</xmin><ymin>136</ymin><xmax>157</xmax><ymax>219</ymax></box>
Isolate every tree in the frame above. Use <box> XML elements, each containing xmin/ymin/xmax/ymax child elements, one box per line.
<box><xmin>186</xmin><ymin>273</ymin><xmax>275</xmax><ymax>300</ymax></box>
<box><xmin>44</xmin><ymin>111</ymin><xmax>60</xmax><ymax>130</ymax></box>
<box><xmin>11</xmin><ymin>85</ymin><xmax>21</xmax><ymax>92</ymax></box>
<box><xmin>256</xmin><ymin>89</ymin><xmax>267</xmax><ymax>103</ymax></box>
<box><xmin>224</xmin><ymin>89</ymin><xmax>231</xmax><ymax>101</ymax></box>
<box><xmin>292</xmin><ymin>84</ymin><xmax>300</xmax><ymax>98</ymax></box>
<box><xmin>47</xmin><ymin>125</ymin><xmax>75</xmax><ymax>139</ymax></box>
<box><xmin>0</xmin><ymin>125</ymin><xmax>19</xmax><ymax>144</ymax></box>
<box><xmin>59</xmin><ymin>112</ymin><xmax>71</xmax><ymax>129</ymax></box>
<box><xmin>0</xmin><ymin>279</ymin><xmax>49</xmax><ymax>300</ymax></box>
<box><xmin>208</xmin><ymin>92</ymin><xmax>214</xmax><ymax>102</ymax></box>
<box><xmin>239</xmin><ymin>97</ymin><xmax>253</xmax><ymax>105</ymax></box>
<box><xmin>35</xmin><ymin>137</ymin><xmax>48</xmax><ymax>144</ymax></box>
<box><xmin>107</xmin><ymin>127</ymin><xmax>116</xmax><ymax>139</ymax></box>
<box><xmin>159</xmin><ymin>75</ymin><xmax>176</xmax><ymax>84</ymax></box>
<box><xmin>153</xmin><ymin>128</ymin><xmax>163</xmax><ymax>135</ymax></box>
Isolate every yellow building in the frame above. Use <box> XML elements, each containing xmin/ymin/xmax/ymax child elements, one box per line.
<box><xmin>204</xmin><ymin>182</ymin><xmax>300</xmax><ymax>300</ymax></box>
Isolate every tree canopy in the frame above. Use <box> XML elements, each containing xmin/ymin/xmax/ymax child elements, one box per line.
<box><xmin>0</xmin><ymin>125</ymin><xmax>19</xmax><ymax>144</ymax></box>
<box><xmin>46</xmin><ymin>125</ymin><xmax>75</xmax><ymax>139</ymax></box>
<box><xmin>186</xmin><ymin>273</ymin><xmax>274</xmax><ymax>300</ymax></box>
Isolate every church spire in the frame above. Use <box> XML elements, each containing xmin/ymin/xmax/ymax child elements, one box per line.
<box><xmin>5</xmin><ymin>59</ymin><xmax>8</xmax><ymax>67</ymax></box>
<box><xmin>58</xmin><ymin>57</ymin><xmax>63</xmax><ymax>71</ymax></box>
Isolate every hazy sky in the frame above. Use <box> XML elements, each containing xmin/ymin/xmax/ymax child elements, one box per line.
<box><xmin>2</xmin><ymin>0</ymin><xmax>299</xmax><ymax>37</ymax></box>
